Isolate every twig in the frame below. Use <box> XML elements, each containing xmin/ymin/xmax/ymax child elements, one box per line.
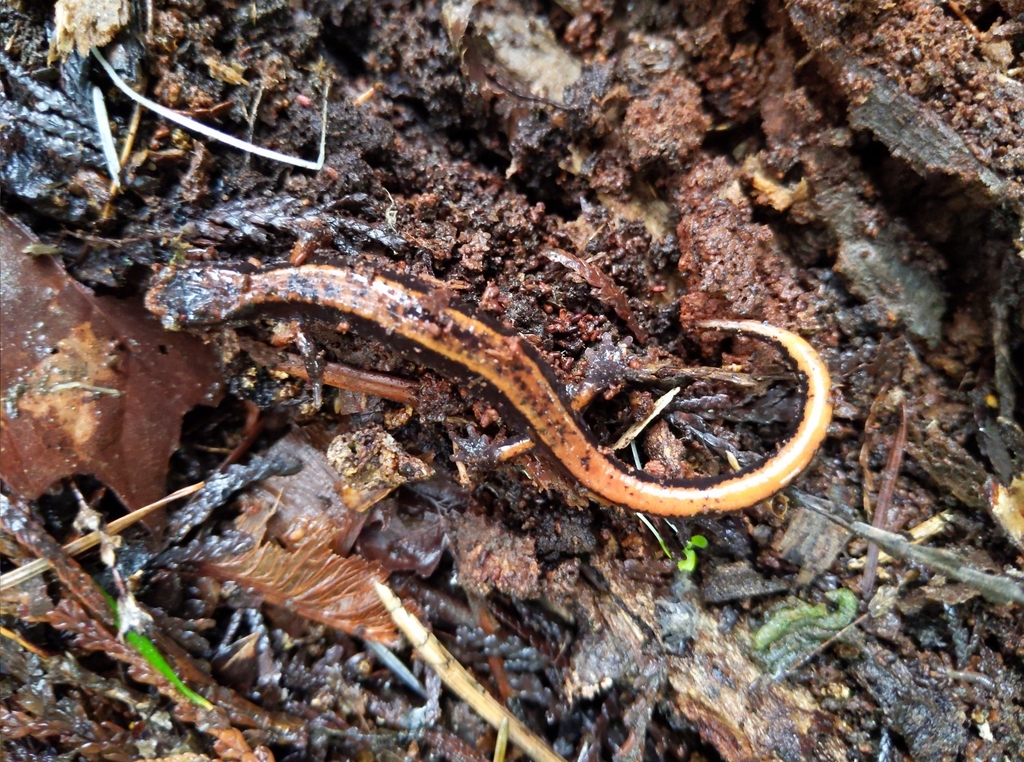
<box><xmin>792</xmin><ymin>491</ymin><xmax>1024</xmax><ymax>606</ymax></box>
<box><xmin>847</xmin><ymin>510</ymin><xmax>955</xmax><ymax>569</ymax></box>
<box><xmin>945</xmin><ymin>0</ymin><xmax>986</xmax><ymax>42</ymax></box>
<box><xmin>273</xmin><ymin>354</ymin><xmax>418</xmax><ymax>404</ymax></box>
<box><xmin>374</xmin><ymin>582</ymin><xmax>567</xmax><ymax>762</ymax></box>
<box><xmin>862</xmin><ymin>398</ymin><xmax>907</xmax><ymax>599</ymax></box>
<box><xmin>219</xmin><ymin>401</ymin><xmax>264</xmax><ymax>471</ymax></box>
<box><xmin>858</xmin><ymin>383</ymin><xmax>891</xmax><ymax>514</ymax></box>
<box><xmin>471</xmin><ymin>598</ymin><xmax>514</xmax><ymax>704</ymax></box>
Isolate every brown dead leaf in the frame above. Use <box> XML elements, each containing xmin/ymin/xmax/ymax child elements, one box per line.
<box><xmin>245</xmin><ymin>425</ymin><xmax>372</xmax><ymax>555</ymax></box>
<box><xmin>195</xmin><ymin>516</ymin><xmax>399</xmax><ymax>646</ymax></box>
<box><xmin>0</xmin><ymin>213</ymin><xmax>223</xmax><ymax>509</ymax></box>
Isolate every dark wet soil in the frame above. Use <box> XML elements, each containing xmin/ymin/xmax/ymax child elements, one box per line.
<box><xmin>2</xmin><ymin>0</ymin><xmax>1023</xmax><ymax>760</ymax></box>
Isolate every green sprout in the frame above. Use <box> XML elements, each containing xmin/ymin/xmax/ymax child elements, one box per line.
<box><xmin>638</xmin><ymin>514</ymin><xmax>707</xmax><ymax>573</ymax></box>
<box><xmin>677</xmin><ymin>534</ymin><xmax>709</xmax><ymax>573</ymax></box>
<box><xmin>100</xmin><ymin>588</ymin><xmax>213</xmax><ymax>709</ymax></box>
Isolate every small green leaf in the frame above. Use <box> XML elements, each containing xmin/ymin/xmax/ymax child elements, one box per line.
<box><xmin>677</xmin><ymin>548</ymin><xmax>698</xmax><ymax>573</ymax></box>
<box><xmin>125</xmin><ymin>631</ymin><xmax>214</xmax><ymax>709</ymax></box>
<box><xmin>688</xmin><ymin>535</ymin><xmax>708</xmax><ymax>549</ymax></box>
<box><xmin>100</xmin><ymin>587</ymin><xmax>213</xmax><ymax>709</ymax></box>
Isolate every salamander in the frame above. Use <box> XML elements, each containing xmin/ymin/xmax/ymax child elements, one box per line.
<box><xmin>146</xmin><ymin>264</ymin><xmax>833</xmax><ymax>516</ymax></box>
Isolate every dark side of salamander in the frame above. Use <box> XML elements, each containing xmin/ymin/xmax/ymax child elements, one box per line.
<box><xmin>146</xmin><ymin>264</ymin><xmax>808</xmax><ymax>496</ymax></box>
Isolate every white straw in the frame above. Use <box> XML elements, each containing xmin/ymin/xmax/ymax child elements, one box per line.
<box><xmin>92</xmin><ymin>84</ymin><xmax>122</xmax><ymax>189</ymax></box>
<box><xmin>91</xmin><ymin>47</ymin><xmax>327</xmax><ymax>171</ymax></box>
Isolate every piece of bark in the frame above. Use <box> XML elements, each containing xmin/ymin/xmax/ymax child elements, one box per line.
<box><xmin>561</xmin><ymin>553</ymin><xmax>846</xmax><ymax>761</ymax></box>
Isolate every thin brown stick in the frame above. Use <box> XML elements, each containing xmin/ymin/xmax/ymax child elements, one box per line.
<box><xmin>274</xmin><ymin>354</ymin><xmax>418</xmax><ymax>404</ymax></box>
<box><xmin>847</xmin><ymin>510</ymin><xmax>955</xmax><ymax>569</ymax></box>
<box><xmin>946</xmin><ymin>0</ymin><xmax>986</xmax><ymax>41</ymax></box>
<box><xmin>858</xmin><ymin>384</ymin><xmax>891</xmax><ymax>517</ymax></box>
<box><xmin>492</xmin><ymin>436</ymin><xmax>536</xmax><ymax>463</ymax></box>
<box><xmin>219</xmin><ymin>401</ymin><xmax>264</xmax><ymax>471</ymax></box>
<box><xmin>862</xmin><ymin>400</ymin><xmax>907</xmax><ymax>599</ymax></box>
<box><xmin>470</xmin><ymin>598</ymin><xmax>514</xmax><ymax>704</ymax></box>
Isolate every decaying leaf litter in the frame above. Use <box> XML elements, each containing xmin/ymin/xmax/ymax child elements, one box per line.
<box><xmin>2</xmin><ymin>0</ymin><xmax>1023</xmax><ymax>759</ymax></box>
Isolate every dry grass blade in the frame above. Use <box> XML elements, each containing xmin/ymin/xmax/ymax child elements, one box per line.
<box><xmin>198</xmin><ymin>534</ymin><xmax>398</xmax><ymax>646</ymax></box>
<box><xmin>0</xmin><ymin>481</ymin><xmax>205</xmax><ymax>589</ymax></box>
<box><xmin>374</xmin><ymin>582</ymin><xmax>567</xmax><ymax>762</ymax></box>
<box><xmin>611</xmin><ymin>386</ymin><xmax>681</xmax><ymax>451</ymax></box>
<box><xmin>494</xmin><ymin>718</ymin><xmax>510</xmax><ymax>762</ymax></box>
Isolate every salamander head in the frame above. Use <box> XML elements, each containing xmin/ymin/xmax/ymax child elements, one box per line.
<box><xmin>145</xmin><ymin>266</ymin><xmax>248</xmax><ymax>330</ymax></box>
